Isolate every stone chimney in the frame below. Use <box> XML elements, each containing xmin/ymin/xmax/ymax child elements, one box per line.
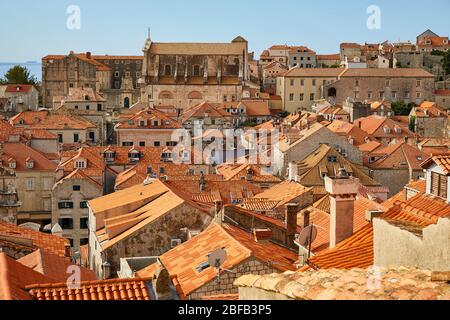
<box><xmin>64</xmin><ymin>243</ymin><xmax>72</xmax><ymax>258</ymax></box>
<box><xmin>300</xmin><ymin>210</ymin><xmax>310</xmax><ymax>228</ymax></box>
<box><xmin>285</xmin><ymin>203</ymin><xmax>299</xmax><ymax>247</ymax></box>
<box><xmin>288</xmin><ymin>162</ymin><xmax>299</xmax><ymax>182</ymax></box>
<box><xmin>325</xmin><ymin>170</ymin><xmax>360</xmax><ymax>248</ymax></box>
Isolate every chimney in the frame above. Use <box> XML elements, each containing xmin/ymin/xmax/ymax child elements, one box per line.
<box><xmin>214</xmin><ymin>200</ymin><xmax>223</xmax><ymax>216</ymax></box>
<box><xmin>102</xmin><ymin>261</ymin><xmax>111</xmax><ymax>280</ymax></box>
<box><xmin>64</xmin><ymin>243</ymin><xmax>71</xmax><ymax>258</ymax></box>
<box><xmin>86</xmin><ymin>52</ymin><xmax>92</xmax><ymax>59</ymax></box>
<box><xmin>300</xmin><ymin>210</ymin><xmax>310</xmax><ymax>228</ymax></box>
<box><xmin>325</xmin><ymin>171</ymin><xmax>360</xmax><ymax>249</ymax></box>
<box><xmin>288</xmin><ymin>162</ymin><xmax>299</xmax><ymax>181</ymax></box>
<box><xmin>285</xmin><ymin>203</ymin><xmax>299</xmax><ymax>247</ymax></box>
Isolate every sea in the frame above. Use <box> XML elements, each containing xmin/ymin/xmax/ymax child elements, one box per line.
<box><xmin>0</xmin><ymin>62</ymin><xmax>42</xmax><ymax>81</ymax></box>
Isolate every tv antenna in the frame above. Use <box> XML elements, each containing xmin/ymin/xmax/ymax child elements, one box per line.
<box><xmin>203</xmin><ymin>248</ymin><xmax>234</xmax><ymax>284</ymax></box>
<box><xmin>297</xmin><ymin>225</ymin><xmax>318</xmax><ymax>259</ymax></box>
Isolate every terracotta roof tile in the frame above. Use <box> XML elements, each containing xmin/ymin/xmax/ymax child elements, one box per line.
<box><xmin>26</xmin><ymin>278</ymin><xmax>152</xmax><ymax>301</ymax></box>
<box><xmin>0</xmin><ymin>222</ymin><xmax>69</xmax><ymax>257</ymax></box>
<box><xmin>17</xmin><ymin>250</ymin><xmax>97</xmax><ymax>283</ymax></box>
<box><xmin>0</xmin><ymin>253</ymin><xmax>53</xmax><ymax>300</ymax></box>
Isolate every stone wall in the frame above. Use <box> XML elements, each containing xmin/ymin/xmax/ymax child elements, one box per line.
<box><xmin>93</xmin><ymin>203</ymin><xmax>213</xmax><ymax>278</ymax></box>
<box><xmin>187</xmin><ymin>257</ymin><xmax>280</xmax><ymax>300</ymax></box>
<box><xmin>374</xmin><ymin>217</ymin><xmax>450</xmax><ymax>272</ymax></box>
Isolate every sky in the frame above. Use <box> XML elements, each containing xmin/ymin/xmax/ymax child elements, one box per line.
<box><xmin>0</xmin><ymin>0</ymin><xmax>449</xmax><ymax>62</ymax></box>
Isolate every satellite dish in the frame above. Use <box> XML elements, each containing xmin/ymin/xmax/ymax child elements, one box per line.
<box><xmin>298</xmin><ymin>225</ymin><xmax>318</xmax><ymax>248</ymax></box>
<box><xmin>207</xmin><ymin>248</ymin><xmax>227</xmax><ymax>270</ymax></box>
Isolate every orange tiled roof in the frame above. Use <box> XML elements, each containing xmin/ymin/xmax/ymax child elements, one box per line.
<box><xmin>5</xmin><ymin>84</ymin><xmax>35</xmax><ymax>93</ymax></box>
<box><xmin>116</xmin><ymin>107</ymin><xmax>181</xmax><ymax>129</ymax></box>
<box><xmin>143</xmin><ymin>223</ymin><xmax>297</xmax><ymax>297</ymax></box>
<box><xmin>17</xmin><ymin>249</ymin><xmax>97</xmax><ymax>283</ymax></box>
<box><xmin>1</xmin><ymin>143</ymin><xmax>57</xmax><ymax>172</ymax></box>
<box><xmin>26</xmin><ymin>278</ymin><xmax>152</xmax><ymax>301</ymax></box>
<box><xmin>31</xmin><ymin>114</ymin><xmax>97</xmax><ymax>130</ymax></box>
<box><xmin>251</xmin><ymin>181</ymin><xmax>312</xmax><ymax>209</ymax></box>
<box><xmin>0</xmin><ymin>222</ymin><xmax>69</xmax><ymax>257</ymax></box>
<box><xmin>307</xmin><ymin>192</ymin><xmax>450</xmax><ymax>270</ymax></box>
<box><xmin>0</xmin><ymin>253</ymin><xmax>53</xmax><ymax>300</ymax></box>
<box><xmin>182</xmin><ymin>101</ymin><xmax>233</xmax><ymax>123</ymax></box>
<box><xmin>421</xmin><ymin>154</ymin><xmax>450</xmax><ymax>175</ymax></box>
<box><xmin>367</xmin><ymin>142</ymin><xmax>429</xmax><ymax>170</ymax></box>
<box><xmin>9</xmin><ymin>110</ymin><xmax>49</xmax><ymax>126</ymax></box>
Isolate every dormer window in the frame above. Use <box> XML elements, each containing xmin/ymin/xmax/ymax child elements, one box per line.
<box><xmin>128</xmin><ymin>120</ymin><xmax>134</xmax><ymax>125</ymax></box>
<box><xmin>26</xmin><ymin>158</ymin><xmax>34</xmax><ymax>169</ymax></box>
<box><xmin>74</xmin><ymin>160</ymin><xmax>87</xmax><ymax>169</ymax></box>
<box><xmin>128</xmin><ymin>150</ymin><xmax>141</xmax><ymax>162</ymax></box>
<box><xmin>9</xmin><ymin>160</ymin><xmax>16</xmax><ymax>169</ymax></box>
<box><xmin>139</xmin><ymin>120</ymin><xmax>146</xmax><ymax>127</ymax></box>
<box><xmin>383</xmin><ymin>127</ymin><xmax>391</xmax><ymax>134</ymax></box>
<box><xmin>19</xmin><ymin>119</ymin><xmax>25</xmax><ymax>125</ymax></box>
<box><xmin>153</xmin><ymin>120</ymin><xmax>159</xmax><ymax>126</ymax></box>
<box><xmin>394</xmin><ymin>127</ymin><xmax>402</xmax><ymax>134</ymax></box>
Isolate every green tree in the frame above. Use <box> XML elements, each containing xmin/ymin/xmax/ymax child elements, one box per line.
<box><xmin>0</xmin><ymin>65</ymin><xmax>39</xmax><ymax>86</ymax></box>
<box><xmin>391</xmin><ymin>101</ymin><xmax>415</xmax><ymax>116</ymax></box>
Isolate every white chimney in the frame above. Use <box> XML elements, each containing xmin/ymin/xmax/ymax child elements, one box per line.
<box><xmin>288</xmin><ymin>162</ymin><xmax>300</xmax><ymax>182</ymax></box>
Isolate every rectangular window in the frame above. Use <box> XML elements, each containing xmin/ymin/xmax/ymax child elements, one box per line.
<box><xmin>289</xmin><ymin>94</ymin><xmax>294</xmax><ymax>101</ymax></box>
<box><xmin>310</xmin><ymin>93</ymin><xmax>315</xmax><ymax>101</ymax></box>
<box><xmin>59</xmin><ymin>218</ymin><xmax>74</xmax><ymax>230</ymax></box>
<box><xmin>80</xmin><ymin>217</ymin><xmax>89</xmax><ymax>229</ymax></box>
<box><xmin>300</xmin><ymin>93</ymin><xmax>304</xmax><ymax>101</ymax></box>
<box><xmin>122</xmin><ymin>142</ymin><xmax>133</xmax><ymax>147</ymax></box>
<box><xmin>431</xmin><ymin>172</ymin><xmax>448</xmax><ymax>199</ymax></box>
<box><xmin>312</xmin><ymin>80</ymin><xmax>316</xmax><ymax>86</ymax></box>
<box><xmin>58</xmin><ymin>134</ymin><xmax>63</xmax><ymax>143</ymax></box>
<box><xmin>80</xmin><ymin>238</ymin><xmax>89</xmax><ymax>246</ymax></box>
<box><xmin>73</xmin><ymin>134</ymin><xmax>79</xmax><ymax>143</ymax></box>
<box><xmin>290</xmin><ymin>79</ymin><xmax>294</xmax><ymax>86</ymax></box>
<box><xmin>58</xmin><ymin>202</ymin><xmax>74</xmax><ymax>209</ymax></box>
<box><xmin>26</xmin><ymin>178</ymin><xmax>35</xmax><ymax>191</ymax></box>
<box><xmin>73</xmin><ymin>185</ymin><xmax>81</xmax><ymax>191</ymax></box>
<box><xmin>43</xmin><ymin>199</ymin><xmax>51</xmax><ymax>211</ymax></box>
<box><xmin>139</xmin><ymin>141</ymin><xmax>146</xmax><ymax>147</ymax></box>
<box><xmin>80</xmin><ymin>201</ymin><xmax>88</xmax><ymax>209</ymax></box>
<box><xmin>154</xmin><ymin>141</ymin><xmax>161</xmax><ymax>147</ymax></box>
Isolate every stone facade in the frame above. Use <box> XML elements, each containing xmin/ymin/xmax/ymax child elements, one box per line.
<box><xmin>371</xmin><ymin>168</ymin><xmax>423</xmax><ymax>197</ymax></box>
<box><xmin>374</xmin><ymin>217</ymin><xmax>450</xmax><ymax>272</ymax></box>
<box><xmin>324</xmin><ymin>70</ymin><xmax>436</xmax><ymax>105</ymax></box>
<box><xmin>140</xmin><ymin>35</ymin><xmax>250</xmax><ymax>111</ymax></box>
<box><xmin>275</xmin><ymin>125</ymin><xmax>363</xmax><ymax>177</ymax></box>
<box><xmin>187</xmin><ymin>257</ymin><xmax>279</xmax><ymax>300</ymax></box>
<box><xmin>89</xmin><ymin>202</ymin><xmax>213</xmax><ymax>279</ymax></box>
<box><xmin>42</xmin><ymin>52</ymin><xmax>142</xmax><ymax>110</ymax></box>
<box><xmin>52</xmin><ymin>177</ymin><xmax>103</xmax><ymax>253</ymax></box>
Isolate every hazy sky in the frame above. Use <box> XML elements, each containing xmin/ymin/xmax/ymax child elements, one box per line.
<box><xmin>1</xmin><ymin>0</ymin><xmax>449</xmax><ymax>61</ymax></box>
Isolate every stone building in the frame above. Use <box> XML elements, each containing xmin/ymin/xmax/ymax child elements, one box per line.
<box><xmin>41</xmin><ymin>52</ymin><xmax>142</xmax><ymax>110</ymax></box>
<box><xmin>274</xmin><ymin>123</ymin><xmax>363</xmax><ymax>177</ymax></box>
<box><xmin>435</xmin><ymin>90</ymin><xmax>450</xmax><ymax>110</ymax></box>
<box><xmin>288</xmin><ymin>46</ymin><xmax>317</xmax><ymax>68</ymax></box>
<box><xmin>87</xmin><ymin>180</ymin><xmax>215</xmax><ymax>279</ymax></box>
<box><xmin>1</xmin><ymin>143</ymin><xmax>56</xmax><ymax>227</ymax></box>
<box><xmin>323</xmin><ymin>68</ymin><xmax>436</xmax><ymax>106</ymax></box>
<box><xmin>134</xmin><ymin>222</ymin><xmax>297</xmax><ymax>300</ymax></box>
<box><xmin>0</xmin><ymin>164</ymin><xmax>20</xmax><ymax>224</ymax></box>
<box><xmin>410</xmin><ymin>101</ymin><xmax>449</xmax><ymax>138</ymax></box>
<box><xmin>139</xmin><ymin>34</ymin><xmax>251</xmax><ymax>110</ymax></box>
<box><xmin>0</xmin><ymin>84</ymin><xmax>39</xmax><ymax>112</ymax></box>
<box><xmin>115</xmin><ymin>107</ymin><xmax>182</xmax><ymax>148</ymax></box>
<box><xmin>276</xmin><ymin>68</ymin><xmax>346</xmax><ymax>112</ymax></box>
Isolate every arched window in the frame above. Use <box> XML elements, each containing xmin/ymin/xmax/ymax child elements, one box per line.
<box><xmin>188</xmin><ymin>91</ymin><xmax>202</xmax><ymax>100</ymax></box>
<box><xmin>164</xmin><ymin>65</ymin><xmax>172</xmax><ymax>76</ymax></box>
<box><xmin>159</xmin><ymin>91</ymin><xmax>174</xmax><ymax>99</ymax></box>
